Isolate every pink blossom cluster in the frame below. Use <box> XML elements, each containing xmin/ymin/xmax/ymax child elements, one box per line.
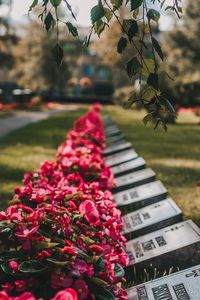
<box><xmin>0</xmin><ymin>104</ymin><xmax>128</xmax><ymax>300</ymax></box>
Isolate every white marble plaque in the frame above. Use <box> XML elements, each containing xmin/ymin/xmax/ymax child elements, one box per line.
<box><xmin>123</xmin><ymin>198</ymin><xmax>182</xmax><ymax>234</ymax></box>
<box><xmin>111</xmin><ymin>157</ymin><xmax>146</xmax><ymax>176</ymax></box>
<box><xmin>105</xmin><ymin>124</ymin><xmax>119</xmax><ymax>131</ymax></box>
<box><xmin>105</xmin><ymin>149</ymin><xmax>138</xmax><ymax>167</ymax></box>
<box><xmin>106</xmin><ymin>134</ymin><xmax>125</xmax><ymax>143</ymax></box>
<box><xmin>114</xmin><ymin>181</ymin><xmax>167</xmax><ymax>207</ymax></box>
<box><xmin>115</xmin><ymin>168</ymin><xmax>155</xmax><ymax>188</ymax></box>
<box><xmin>103</xmin><ymin>142</ymin><xmax>132</xmax><ymax>156</ymax></box>
<box><xmin>126</xmin><ymin>220</ymin><xmax>200</xmax><ymax>266</ymax></box>
<box><xmin>127</xmin><ymin>264</ymin><xmax>200</xmax><ymax>300</ymax></box>
<box><xmin>106</xmin><ymin>127</ymin><xmax>121</xmax><ymax>136</ymax></box>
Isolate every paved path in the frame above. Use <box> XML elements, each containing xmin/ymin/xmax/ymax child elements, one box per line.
<box><xmin>0</xmin><ymin>104</ymin><xmax>78</xmax><ymax>138</ymax></box>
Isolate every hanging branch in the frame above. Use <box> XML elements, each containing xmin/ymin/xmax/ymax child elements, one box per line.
<box><xmin>28</xmin><ymin>0</ymin><xmax>181</xmax><ymax>128</ymax></box>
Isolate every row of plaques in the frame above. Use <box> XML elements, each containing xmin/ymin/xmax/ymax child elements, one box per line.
<box><xmin>104</xmin><ymin>119</ymin><xmax>200</xmax><ymax>299</ymax></box>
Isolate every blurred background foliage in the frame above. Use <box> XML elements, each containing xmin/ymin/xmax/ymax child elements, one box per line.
<box><xmin>0</xmin><ymin>0</ymin><xmax>199</xmax><ymax>116</ymax></box>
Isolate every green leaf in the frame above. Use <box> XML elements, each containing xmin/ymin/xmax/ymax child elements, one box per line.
<box><xmin>111</xmin><ymin>0</ymin><xmax>123</xmax><ymax>9</ymax></box>
<box><xmin>142</xmin><ymin>58</ymin><xmax>155</xmax><ymax>76</ymax></box>
<box><xmin>152</xmin><ymin>37</ymin><xmax>164</xmax><ymax>61</ymax></box>
<box><xmin>143</xmin><ymin>113</ymin><xmax>153</xmax><ymax>125</ymax></box>
<box><xmin>147</xmin><ymin>73</ymin><xmax>159</xmax><ymax>90</ymax></box>
<box><xmin>44</xmin><ymin>12</ymin><xmax>53</xmax><ymax>32</ymax></box>
<box><xmin>94</xmin><ymin>20</ymin><xmax>106</xmax><ymax>37</ymax></box>
<box><xmin>91</xmin><ymin>1</ymin><xmax>104</xmax><ymax>24</ymax></box>
<box><xmin>126</xmin><ymin>57</ymin><xmax>141</xmax><ymax>78</ymax></box>
<box><xmin>50</xmin><ymin>0</ymin><xmax>62</xmax><ymax>7</ymax></box>
<box><xmin>114</xmin><ymin>263</ymin><xmax>125</xmax><ymax>278</ymax></box>
<box><xmin>104</xmin><ymin>8</ymin><xmax>113</xmax><ymax>22</ymax></box>
<box><xmin>90</xmin><ymin>277</ymin><xmax>108</xmax><ymax>286</ymax></box>
<box><xmin>123</xmin><ymin>19</ymin><xmax>138</xmax><ymax>41</ymax></box>
<box><xmin>36</xmin><ymin>241</ymin><xmax>60</xmax><ymax>250</ymax></box>
<box><xmin>130</xmin><ymin>0</ymin><xmax>143</xmax><ymax>11</ymax></box>
<box><xmin>65</xmin><ymin>193</ymin><xmax>80</xmax><ymax>201</ymax></box>
<box><xmin>159</xmin><ymin>96</ymin><xmax>176</xmax><ymax>116</ymax></box>
<box><xmin>29</xmin><ymin>0</ymin><xmax>38</xmax><ymax>12</ymax></box>
<box><xmin>1</xmin><ymin>262</ymin><xmax>17</xmax><ymax>275</ymax></box>
<box><xmin>124</xmin><ymin>93</ymin><xmax>137</xmax><ymax>108</ymax></box>
<box><xmin>47</xmin><ymin>258</ymin><xmax>70</xmax><ymax>266</ymax></box>
<box><xmin>147</xmin><ymin>9</ymin><xmax>160</xmax><ymax>22</ymax></box>
<box><xmin>19</xmin><ymin>260</ymin><xmax>47</xmax><ymax>273</ymax></box>
<box><xmin>96</xmin><ymin>286</ymin><xmax>115</xmax><ymax>300</ymax></box>
<box><xmin>66</xmin><ymin>22</ymin><xmax>78</xmax><ymax>37</ymax></box>
<box><xmin>117</xmin><ymin>37</ymin><xmax>127</xmax><ymax>54</ymax></box>
<box><xmin>142</xmin><ymin>87</ymin><xmax>158</xmax><ymax>101</ymax></box>
<box><xmin>52</xmin><ymin>43</ymin><xmax>63</xmax><ymax>68</ymax></box>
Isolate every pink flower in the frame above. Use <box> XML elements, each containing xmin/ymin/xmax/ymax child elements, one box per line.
<box><xmin>8</xmin><ymin>261</ymin><xmax>19</xmax><ymax>273</ymax></box>
<box><xmin>89</xmin><ymin>244</ymin><xmax>104</xmax><ymax>253</ymax></box>
<box><xmin>15</xmin><ymin>226</ymin><xmax>39</xmax><ymax>238</ymax></box>
<box><xmin>51</xmin><ymin>272</ymin><xmax>73</xmax><ymax>289</ymax></box>
<box><xmin>52</xmin><ymin>288</ymin><xmax>78</xmax><ymax>300</ymax></box>
<box><xmin>37</xmin><ymin>250</ymin><xmax>52</xmax><ymax>259</ymax></box>
<box><xmin>1</xmin><ymin>282</ymin><xmax>13</xmax><ymax>293</ymax></box>
<box><xmin>71</xmin><ymin>259</ymin><xmax>93</xmax><ymax>277</ymax></box>
<box><xmin>61</xmin><ymin>246</ymin><xmax>77</xmax><ymax>255</ymax></box>
<box><xmin>79</xmin><ymin>200</ymin><xmax>99</xmax><ymax>224</ymax></box>
<box><xmin>73</xmin><ymin>279</ymin><xmax>89</xmax><ymax>300</ymax></box>
<box><xmin>0</xmin><ymin>291</ymin><xmax>9</xmax><ymax>300</ymax></box>
<box><xmin>14</xmin><ymin>280</ymin><xmax>27</xmax><ymax>292</ymax></box>
<box><xmin>18</xmin><ymin>292</ymin><xmax>36</xmax><ymax>300</ymax></box>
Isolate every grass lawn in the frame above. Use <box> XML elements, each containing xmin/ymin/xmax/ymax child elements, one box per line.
<box><xmin>105</xmin><ymin>106</ymin><xmax>200</xmax><ymax>226</ymax></box>
<box><xmin>0</xmin><ymin>108</ymin><xmax>87</xmax><ymax>210</ymax></box>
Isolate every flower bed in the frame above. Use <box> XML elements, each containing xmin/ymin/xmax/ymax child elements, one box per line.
<box><xmin>0</xmin><ymin>104</ymin><xmax>128</xmax><ymax>300</ymax></box>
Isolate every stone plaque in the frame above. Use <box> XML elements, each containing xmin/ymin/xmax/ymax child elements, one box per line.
<box><xmin>105</xmin><ymin>149</ymin><xmax>138</xmax><ymax>167</ymax></box>
<box><xmin>111</xmin><ymin>157</ymin><xmax>146</xmax><ymax>177</ymax></box>
<box><xmin>127</xmin><ymin>264</ymin><xmax>200</xmax><ymax>300</ymax></box>
<box><xmin>106</xmin><ymin>134</ymin><xmax>125</xmax><ymax>145</ymax></box>
<box><xmin>103</xmin><ymin>115</ymin><xmax>113</xmax><ymax>125</ymax></box>
<box><xmin>125</xmin><ymin>220</ymin><xmax>200</xmax><ymax>284</ymax></box>
<box><xmin>123</xmin><ymin>198</ymin><xmax>182</xmax><ymax>239</ymax></box>
<box><xmin>105</xmin><ymin>126</ymin><xmax>122</xmax><ymax>137</ymax></box>
<box><xmin>103</xmin><ymin>142</ymin><xmax>132</xmax><ymax>156</ymax></box>
<box><xmin>114</xmin><ymin>181</ymin><xmax>167</xmax><ymax>212</ymax></box>
<box><xmin>105</xmin><ymin>124</ymin><xmax>119</xmax><ymax>132</ymax></box>
<box><xmin>114</xmin><ymin>168</ymin><xmax>156</xmax><ymax>192</ymax></box>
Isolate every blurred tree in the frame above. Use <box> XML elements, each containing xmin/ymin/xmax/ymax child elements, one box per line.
<box><xmin>27</xmin><ymin>0</ymin><xmax>181</xmax><ymax>126</ymax></box>
<box><xmin>162</xmin><ymin>0</ymin><xmax>200</xmax><ymax>108</ymax></box>
<box><xmin>92</xmin><ymin>20</ymin><xmax>135</xmax><ymax>88</ymax></box>
<box><xmin>12</xmin><ymin>21</ymin><xmax>71</xmax><ymax>91</ymax></box>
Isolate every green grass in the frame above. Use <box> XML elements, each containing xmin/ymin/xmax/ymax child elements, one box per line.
<box><xmin>0</xmin><ymin>108</ymin><xmax>87</xmax><ymax>210</ymax></box>
<box><xmin>105</xmin><ymin>106</ymin><xmax>200</xmax><ymax>225</ymax></box>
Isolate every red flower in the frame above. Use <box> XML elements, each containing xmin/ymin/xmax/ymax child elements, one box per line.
<box><xmin>15</xmin><ymin>226</ymin><xmax>39</xmax><ymax>239</ymax></box>
<box><xmin>14</xmin><ymin>280</ymin><xmax>27</xmax><ymax>292</ymax></box>
<box><xmin>0</xmin><ymin>291</ymin><xmax>9</xmax><ymax>300</ymax></box>
<box><xmin>61</xmin><ymin>246</ymin><xmax>77</xmax><ymax>255</ymax></box>
<box><xmin>18</xmin><ymin>292</ymin><xmax>36</xmax><ymax>300</ymax></box>
<box><xmin>51</xmin><ymin>272</ymin><xmax>73</xmax><ymax>289</ymax></box>
<box><xmin>79</xmin><ymin>200</ymin><xmax>99</xmax><ymax>224</ymax></box>
<box><xmin>89</xmin><ymin>244</ymin><xmax>104</xmax><ymax>253</ymax></box>
<box><xmin>73</xmin><ymin>279</ymin><xmax>89</xmax><ymax>300</ymax></box>
<box><xmin>8</xmin><ymin>261</ymin><xmax>19</xmax><ymax>273</ymax></box>
<box><xmin>52</xmin><ymin>288</ymin><xmax>78</xmax><ymax>300</ymax></box>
